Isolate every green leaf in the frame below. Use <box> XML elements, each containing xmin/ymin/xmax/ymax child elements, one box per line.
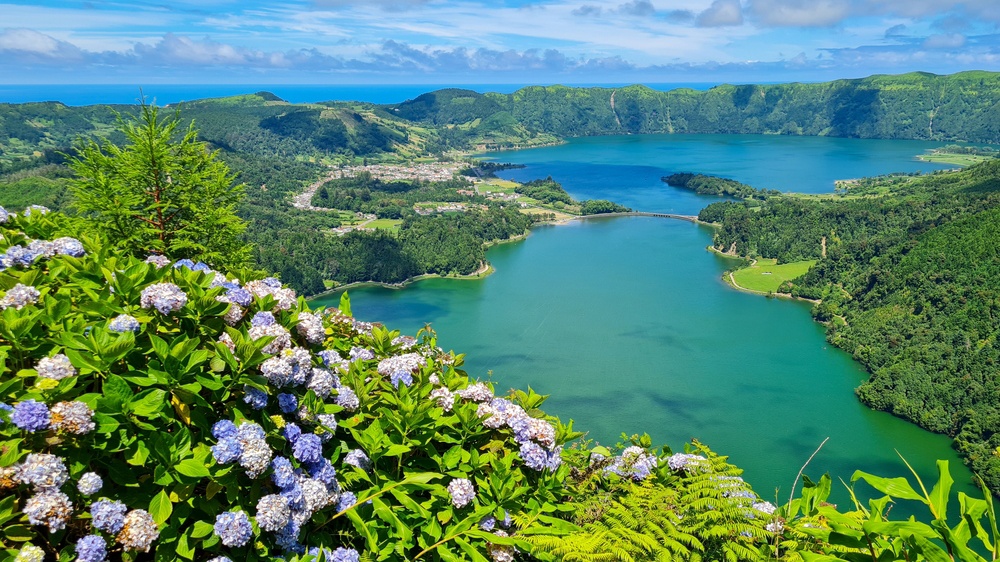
<box><xmin>862</xmin><ymin>520</ymin><xmax>937</xmax><ymax>539</ymax></box>
<box><xmin>453</xmin><ymin>537</ymin><xmax>490</xmax><ymax>562</ymax></box>
<box><xmin>174</xmin><ymin>458</ymin><xmax>211</xmax><ymax>478</ymax></box>
<box><xmin>339</xmin><ymin>291</ymin><xmax>352</xmax><ymax>316</ymax></box>
<box><xmin>0</xmin><ymin>438</ymin><xmax>25</xmax><ymax>466</ymax></box>
<box><xmin>130</xmin><ymin>389</ymin><xmax>168</xmax><ymax>418</ymax></box>
<box><xmin>851</xmin><ymin>470</ymin><xmax>926</xmax><ymax>502</ymax></box>
<box><xmin>190</xmin><ymin>520</ymin><xmax>215</xmax><ymax>539</ymax></box>
<box><xmin>149</xmin><ymin>489</ymin><xmax>173</xmax><ymax>525</ymax></box>
<box><xmin>908</xmin><ymin>532</ymin><xmax>955</xmax><ymax>562</ymax></box>
<box><xmin>929</xmin><ymin>459</ymin><xmax>953</xmax><ymax>520</ymax></box>
<box><xmin>103</xmin><ymin>374</ymin><xmax>134</xmax><ymax>406</ymax></box>
<box><xmin>3</xmin><ymin>524</ymin><xmax>33</xmax><ymax>541</ymax></box>
<box><xmin>384</xmin><ymin>444</ymin><xmax>411</xmax><ymax>457</ymax></box>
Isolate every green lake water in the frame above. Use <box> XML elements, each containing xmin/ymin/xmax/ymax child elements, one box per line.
<box><xmin>311</xmin><ymin>134</ymin><xmax>974</xmax><ymax>506</ymax></box>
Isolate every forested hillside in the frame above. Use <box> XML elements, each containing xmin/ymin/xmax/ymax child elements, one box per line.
<box><xmin>388</xmin><ymin>71</ymin><xmax>1000</xmax><ymax>145</ymax></box>
<box><xmin>701</xmin><ymin>161</ymin><xmax>1000</xmax><ymax>490</ymax></box>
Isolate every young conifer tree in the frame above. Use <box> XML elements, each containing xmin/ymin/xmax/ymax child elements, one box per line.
<box><xmin>68</xmin><ymin>101</ymin><xmax>250</xmax><ymax>269</ymax></box>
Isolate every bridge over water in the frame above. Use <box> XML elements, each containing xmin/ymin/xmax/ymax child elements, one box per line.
<box><xmin>577</xmin><ymin>211</ymin><xmax>700</xmax><ymax>223</ymax></box>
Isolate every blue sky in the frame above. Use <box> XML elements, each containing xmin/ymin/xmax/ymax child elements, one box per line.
<box><xmin>1</xmin><ymin>0</ymin><xmax>998</xmax><ymax>84</ymax></box>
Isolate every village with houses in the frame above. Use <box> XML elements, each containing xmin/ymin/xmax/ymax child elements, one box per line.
<box><xmin>292</xmin><ymin>160</ymin><xmax>568</xmax><ymax>236</ymax></box>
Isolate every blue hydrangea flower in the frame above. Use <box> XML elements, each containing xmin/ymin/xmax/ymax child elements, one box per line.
<box><xmin>328</xmin><ymin>547</ymin><xmax>361</xmax><ymax>562</ymax></box>
<box><xmin>349</xmin><ymin>346</ymin><xmax>375</xmax><ymax>361</ymax></box>
<box><xmin>207</xmin><ymin>558</ymin><xmax>233</xmax><ymax>562</ymax></box>
<box><xmin>17</xmin><ymin>453</ymin><xmax>68</xmax><ymax>490</ymax></box>
<box><xmin>90</xmin><ymin>499</ymin><xmax>127</xmax><ymax>534</ymax></box>
<box><xmin>172</xmin><ymin>259</ymin><xmax>196</xmax><ymax>270</ymax></box>
<box><xmin>12</xmin><ymin>400</ymin><xmax>50</xmax><ymax>432</ymax></box>
<box><xmin>277</xmin><ymin>393</ymin><xmax>298</xmax><ymax>414</ymax></box>
<box><xmin>75</xmin><ymin>534</ymin><xmax>107</xmax><ymax>562</ymax></box>
<box><xmin>308</xmin><ymin>547</ymin><xmax>334</xmax><ymax>561</ymax></box>
<box><xmin>191</xmin><ymin>262</ymin><xmax>212</xmax><ymax>272</ymax></box>
<box><xmin>53</xmin><ymin>237</ymin><xmax>86</xmax><ymax>257</ymax></box>
<box><xmin>519</xmin><ymin>442</ymin><xmax>549</xmax><ymax>471</ymax></box>
<box><xmin>261</xmin><ymin>277</ymin><xmax>282</xmax><ymax>289</ymax></box>
<box><xmin>480</xmin><ymin>516</ymin><xmax>497</xmax><ymax>531</ymax></box>
<box><xmin>212</xmin><ymin>420</ymin><xmax>238</xmax><ymax>439</ymax></box>
<box><xmin>212</xmin><ymin>437</ymin><xmax>242</xmax><ymax>464</ymax></box>
<box><xmin>447</xmin><ymin>478</ymin><xmax>475</xmax><ymax>508</ymax></box>
<box><xmin>108</xmin><ymin>314</ymin><xmax>141</xmax><ymax>333</ymax></box>
<box><xmin>77</xmin><ymin>472</ymin><xmax>103</xmax><ymax>496</ymax></box>
<box><xmin>139</xmin><ymin>282</ymin><xmax>187</xmax><ymax>315</ymax></box>
<box><xmin>214</xmin><ymin>510</ymin><xmax>253</xmax><ymax>547</ymax></box>
<box><xmin>237</xmin><ymin>421</ymin><xmax>265</xmax><ymax>441</ymax></box>
<box><xmin>243</xmin><ymin>386</ymin><xmax>268</xmax><ymax>410</ymax></box>
<box><xmin>293</xmin><ymin>434</ymin><xmax>323</xmax><ymax>463</ymax></box>
<box><xmin>117</xmin><ymin>509</ymin><xmax>159</xmax><ymax>552</ymax></box>
<box><xmin>335</xmin><ymin>387</ymin><xmax>359</xmax><ymax>411</ymax></box>
<box><xmin>226</xmin><ymin>287</ymin><xmax>253</xmax><ymax>307</ymax></box>
<box><xmin>317</xmin><ymin>349</ymin><xmax>340</xmax><ymax>367</ymax></box>
<box><xmin>336</xmin><ymin>491</ymin><xmax>357</xmax><ymax>512</ymax></box>
<box><xmin>306</xmin><ymin>458</ymin><xmax>337</xmax><ymax>486</ymax></box>
<box><xmin>390</xmin><ymin>371</ymin><xmax>413</xmax><ymax>388</ymax></box>
<box><xmin>271</xmin><ymin>456</ymin><xmax>297</xmax><ymax>489</ymax></box>
<box><xmin>251</xmin><ymin>311</ymin><xmax>276</xmax><ymax>328</ymax></box>
<box><xmin>283</xmin><ymin>423</ymin><xmax>302</xmax><ymax>444</ymax></box>
<box><xmin>3</xmin><ymin>245</ymin><xmax>39</xmax><ymax>268</ymax></box>
<box><xmin>24</xmin><ymin>490</ymin><xmax>72</xmax><ymax>532</ymax></box>
<box><xmin>280</xmin><ymin>481</ymin><xmax>305</xmax><ymax>511</ymax></box>
<box><xmin>343</xmin><ymin>449</ymin><xmax>370</xmax><ymax>471</ymax></box>
<box><xmin>274</xmin><ymin>519</ymin><xmax>303</xmax><ymax>552</ymax></box>
<box><xmin>255</xmin><ymin>494</ymin><xmax>291</xmax><ymax>533</ymax></box>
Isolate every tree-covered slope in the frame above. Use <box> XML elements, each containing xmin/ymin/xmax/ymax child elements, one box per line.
<box><xmin>389</xmin><ymin>70</ymin><xmax>1000</xmax><ymax>144</ymax></box>
<box><xmin>702</xmin><ymin>160</ymin><xmax>1000</xmax><ymax>491</ymax></box>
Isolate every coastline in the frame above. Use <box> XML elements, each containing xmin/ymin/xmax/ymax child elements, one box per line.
<box><xmin>309</xmin><ymin>257</ymin><xmax>498</xmax><ymax>299</ymax></box>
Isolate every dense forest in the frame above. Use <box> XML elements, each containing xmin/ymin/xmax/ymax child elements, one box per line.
<box><xmin>663</xmin><ymin>172</ymin><xmax>778</xmax><ymax>200</ymax></box>
<box><xmin>702</xmin><ymin>161</ymin><xmax>1000</xmax><ymax>490</ymax></box>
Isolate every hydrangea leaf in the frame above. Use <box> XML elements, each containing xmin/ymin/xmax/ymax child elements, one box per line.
<box><xmin>149</xmin><ymin>489</ymin><xmax>173</xmax><ymax>526</ymax></box>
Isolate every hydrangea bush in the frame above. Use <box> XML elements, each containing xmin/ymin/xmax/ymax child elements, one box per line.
<box><xmin>0</xmin><ymin>208</ymin><xmax>587</xmax><ymax>561</ymax></box>
<box><xmin>12</xmin><ymin>206</ymin><xmax>980</xmax><ymax>562</ymax></box>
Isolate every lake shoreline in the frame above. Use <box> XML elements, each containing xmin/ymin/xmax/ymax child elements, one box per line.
<box><xmin>309</xmin><ymin>212</ymin><xmax>706</xmax><ymax>300</ymax></box>
<box><xmin>706</xmin><ymin>245</ymin><xmax>822</xmax><ymax>304</ymax></box>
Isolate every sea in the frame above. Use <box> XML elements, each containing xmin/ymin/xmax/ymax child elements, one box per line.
<box><xmin>0</xmin><ymin>83</ymin><xmax>722</xmax><ymax>107</ymax></box>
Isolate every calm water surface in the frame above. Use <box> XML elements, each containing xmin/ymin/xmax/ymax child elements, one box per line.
<box><xmin>313</xmin><ymin>135</ymin><xmax>972</xmax><ymax>505</ymax></box>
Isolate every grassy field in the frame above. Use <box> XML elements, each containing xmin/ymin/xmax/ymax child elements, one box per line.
<box><xmin>366</xmin><ymin>218</ymin><xmax>402</xmax><ymax>232</ymax></box>
<box><xmin>520</xmin><ymin>207</ymin><xmax>576</xmax><ymax>221</ymax></box>
<box><xmin>917</xmin><ymin>152</ymin><xmax>994</xmax><ymax>167</ymax></box>
<box><xmin>731</xmin><ymin>258</ymin><xmax>817</xmax><ymax>293</ymax></box>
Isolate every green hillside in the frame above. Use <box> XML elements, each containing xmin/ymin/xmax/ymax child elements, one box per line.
<box><xmin>389</xmin><ymin>70</ymin><xmax>1000</xmax><ymax>145</ymax></box>
<box><xmin>703</xmin><ymin>160</ymin><xmax>1000</xmax><ymax>491</ymax></box>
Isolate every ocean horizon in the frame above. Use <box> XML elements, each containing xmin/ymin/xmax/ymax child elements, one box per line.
<box><xmin>0</xmin><ymin>82</ymin><xmax>722</xmax><ymax>107</ymax></box>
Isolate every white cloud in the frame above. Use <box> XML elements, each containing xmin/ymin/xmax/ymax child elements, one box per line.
<box><xmin>922</xmin><ymin>33</ymin><xmax>966</xmax><ymax>49</ymax></box>
<box><xmin>617</xmin><ymin>1</ymin><xmax>656</xmax><ymax>17</ymax></box>
<box><xmin>0</xmin><ymin>28</ymin><xmax>83</xmax><ymax>59</ymax></box>
<box><xmin>696</xmin><ymin>0</ymin><xmax>743</xmax><ymax>27</ymax></box>
<box><xmin>747</xmin><ymin>0</ymin><xmax>851</xmax><ymax>27</ymax></box>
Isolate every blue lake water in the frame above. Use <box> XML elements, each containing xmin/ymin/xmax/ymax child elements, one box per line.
<box><xmin>313</xmin><ymin>134</ymin><xmax>971</xmax><ymax>508</ymax></box>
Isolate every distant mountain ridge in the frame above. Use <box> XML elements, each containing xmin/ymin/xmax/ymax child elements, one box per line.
<box><xmin>385</xmin><ymin>70</ymin><xmax>1000</xmax><ymax>146</ymax></box>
